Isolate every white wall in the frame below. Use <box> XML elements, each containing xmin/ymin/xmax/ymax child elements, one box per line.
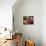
<box><xmin>0</xmin><ymin>0</ymin><xmax>16</xmax><ymax>30</ymax></box>
<box><xmin>41</xmin><ymin>0</ymin><xmax>46</xmax><ymax>46</ymax></box>
<box><xmin>13</xmin><ymin>0</ymin><xmax>41</xmax><ymax>46</ymax></box>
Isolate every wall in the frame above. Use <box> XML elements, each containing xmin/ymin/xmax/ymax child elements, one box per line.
<box><xmin>13</xmin><ymin>0</ymin><xmax>41</xmax><ymax>46</ymax></box>
<box><xmin>0</xmin><ymin>0</ymin><xmax>16</xmax><ymax>30</ymax></box>
<box><xmin>41</xmin><ymin>0</ymin><xmax>46</xmax><ymax>46</ymax></box>
<box><xmin>0</xmin><ymin>0</ymin><xmax>16</xmax><ymax>39</ymax></box>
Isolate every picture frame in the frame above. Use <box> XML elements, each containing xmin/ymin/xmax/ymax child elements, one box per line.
<box><xmin>23</xmin><ymin>16</ymin><xmax>34</xmax><ymax>25</ymax></box>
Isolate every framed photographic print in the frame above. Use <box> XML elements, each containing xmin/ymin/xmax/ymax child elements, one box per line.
<box><xmin>23</xmin><ymin>16</ymin><xmax>34</xmax><ymax>25</ymax></box>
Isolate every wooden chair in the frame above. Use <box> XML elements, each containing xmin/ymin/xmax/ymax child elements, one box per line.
<box><xmin>25</xmin><ymin>40</ymin><xmax>35</xmax><ymax>46</ymax></box>
<box><xmin>15</xmin><ymin>33</ymin><xmax>23</xmax><ymax>46</ymax></box>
